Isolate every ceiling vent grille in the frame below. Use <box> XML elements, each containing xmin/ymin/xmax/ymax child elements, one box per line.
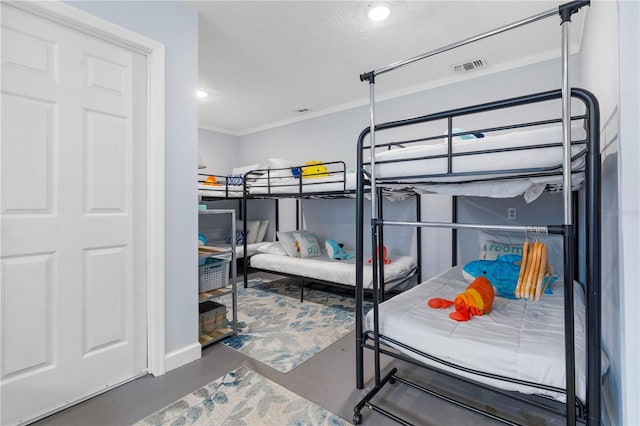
<box><xmin>451</xmin><ymin>58</ymin><xmax>487</xmax><ymax>73</ymax></box>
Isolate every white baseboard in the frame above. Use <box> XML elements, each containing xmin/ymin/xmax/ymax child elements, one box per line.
<box><xmin>164</xmin><ymin>342</ymin><xmax>201</xmax><ymax>372</ymax></box>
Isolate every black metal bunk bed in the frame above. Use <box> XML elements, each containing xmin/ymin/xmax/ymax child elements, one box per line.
<box><xmin>198</xmin><ymin>172</ymin><xmax>280</xmax><ymax>274</ymax></box>
<box><xmin>234</xmin><ymin>160</ymin><xmax>421</xmax><ymax>302</ymax></box>
<box><xmin>354</xmin><ymin>2</ymin><xmax>601</xmax><ymax>425</ymax></box>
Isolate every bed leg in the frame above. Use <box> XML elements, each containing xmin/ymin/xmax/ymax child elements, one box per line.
<box><xmin>353</xmin><ymin>367</ymin><xmax>398</xmax><ymax>425</ymax></box>
<box><xmin>300</xmin><ymin>279</ymin><xmax>305</xmax><ymax>302</ymax></box>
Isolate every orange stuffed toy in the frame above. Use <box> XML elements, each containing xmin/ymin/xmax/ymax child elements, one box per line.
<box><xmin>428</xmin><ymin>276</ymin><xmax>495</xmax><ymax>321</ymax></box>
<box><xmin>203</xmin><ymin>176</ymin><xmax>221</xmax><ymax>186</ymax></box>
<box><xmin>368</xmin><ymin>245</ymin><xmax>391</xmax><ymax>265</ymax></box>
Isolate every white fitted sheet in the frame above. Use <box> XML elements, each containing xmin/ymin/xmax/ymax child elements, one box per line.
<box><xmin>365</xmin><ymin>266</ymin><xmax>602</xmax><ymax>403</ymax></box>
<box><xmin>371</xmin><ymin>125</ymin><xmax>586</xmax><ymax>201</ymax></box>
<box><xmin>250</xmin><ymin>252</ymin><xmax>416</xmax><ymax>290</ymax></box>
<box><xmin>209</xmin><ymin>241</ymin><xmax>271</xmax><ymax>259</ymax></box>
<box><xmin>198</xmin><ymin>185</ymin><xmax>244</xmax><ymax>198</ymax></box>
<box><xmin>249</xmin><ymin>173</ymin><xmax>357</xmax><ymax>195</ymax></box>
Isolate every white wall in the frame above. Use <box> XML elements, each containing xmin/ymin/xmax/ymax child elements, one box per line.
<box><xmin>611</xmin><ymin>1</ymin><xmax>639</xmax><ymax>424</ymax></box>
<box><xmin>198</xmin><ymin>128</ymin><xmax>240</xmax><ymax>175</ymax></box>
<box><xmin>69</xmin><ymin>1</ymin><xmax>200</xmax><ymax>361</ymax></box>
<box><xmin>617</xmin><ymin>3</ymin><xmax>640</xmax><ymax>423</ymax></box>
<box><xmin>580</xmin><ymin>1</ymin><xmax>640</xmax><ymax>424</ymax></box>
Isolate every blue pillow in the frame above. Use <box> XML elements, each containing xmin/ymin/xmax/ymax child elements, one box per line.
<box><xmin>225</xmin><ymin>230</ymin><xmax>245</xmax><ymax>244</ymax></box>
<box><xmin>462</xmin><ymin>255</ymin><xmax>556</xmax><ymax>299</ymax></box>
<box><xmin>227</xmin><ymin>174</ymin><xmax>244</xmax><ymax>186</ymax></box>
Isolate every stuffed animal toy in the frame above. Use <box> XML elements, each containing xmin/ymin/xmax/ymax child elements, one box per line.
<box><xmin>203</xmin><ymin>176</ymin><xmax>221</xmax><ymax>186</ymax></box>
<box><xmin>325</xmin><ymin>239</ymin><xmax>354</xmax><ymax>260</ymax></box>
<box><xmin>462</xmin><ymin>254</ymin><xmax>556</xmax><ymax>299</ymax></box>
<box><xmin>368</xmin><ymin>245</ymin><xmax>391</xmax><ymax>264</ymax></box>
<box><xmin>301</xmin><ymin>160</ymin><xmax>329</xmax><ymax>178</ymax></box>
<box><xmin>428</xmin><ymin>276</ymin><xmax>495</xmax><ymax>321</ymax></box>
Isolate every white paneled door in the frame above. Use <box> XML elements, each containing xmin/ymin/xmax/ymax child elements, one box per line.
<box><xmin>1</xmin><ymin>4</ymin><xmax>148</xmax><ymax>425</ymax></box>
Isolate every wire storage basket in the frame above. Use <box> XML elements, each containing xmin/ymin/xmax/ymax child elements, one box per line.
<box><xmin>199</xmin><ymin>257</ymin><xmax>230</xmax><ymax>293</ymax></box>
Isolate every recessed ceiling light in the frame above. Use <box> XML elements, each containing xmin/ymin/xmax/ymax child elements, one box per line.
<box><xmin>196</xmin><ymin>90</ymin><xmax>209</xmax><ymax>99</ymax></box>
<box><xmin>368</xmin><ymin>4</ymin><xmax>390</xmax><ymax>22</ymax></box>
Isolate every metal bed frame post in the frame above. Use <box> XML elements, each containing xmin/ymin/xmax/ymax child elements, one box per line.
<box><xmin>580</xmin><ymin>88</ymin><xmax>601</xmax><ymax>425</ymax></box>
<box><xmin>452</xmin><ymin>196</ymin><xmax>458</xmax><ymax>267</ymax></box>
<box><xmin>377</xmin><ymin>188</ymin><xmax>386</xmax><ymax>301</ymax></box>
<box><xmin>275</xmin><ymin>199</ymin><xmax>279</xmax><ymax>234</ymax></box>
<box><xmin>415</xmin><ymin>194</ymin><xmax>422</xmax><ymax>284</ymax></box>
<box><xmin>355</xmin><ymin>130</ymin><xmax>366</xmax><ymax>390</ymax></box>
<box><xmin>243</xmin><ymin>182</ymin><xmax>249</xmax><ymax>289</ymax></box>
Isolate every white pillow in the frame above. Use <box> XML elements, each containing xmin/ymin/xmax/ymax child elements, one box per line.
<box><xmin>277</xmin><ymin>229</ymin><xmax>314</xmax><ymax>257</ymax></box>
<box><xmin>277</xmin><ymin>230</ymin><xmax>299</xmax><ymax>257</ymax></box>
<box><xmin>231</xmin><ymin>163</ymin><xmax>259</xmax><ymax>175</ymax></box>
<box><xmin>293</xmin><ymin>231</ymin><xmax>322</xmax><ymax>258</ymax></box>
<box><xmin>477</xmin><ymin>230</ymin><xmax>563</xmax><ymax>275</ymax></box>
<box><xmin>256</xmin><ymin>220</ymin><xmax>269</xmax><ymax>243</ymax></box>
<box><xmin>236</xmin><ymin>220</ymin><xmax>261</xmax><ymax>244</ymax></box>
<box><xmin>267</xmin><ymin>158</ymin><xmax>294</xmax><ymax>178</ymax></box>
<box><xmin>257</xmin><ymin>241</ymin><xmax>287</xmax><ymax>256</ymax></box>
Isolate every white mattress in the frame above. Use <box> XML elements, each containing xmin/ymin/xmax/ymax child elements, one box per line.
<box><xmin>249</xmin><ymin>173</ymin><xmax>357</xmax><ymax>195</ymax></box>
<box><xmin>198</xmin><ymin>185</ymin><xmax>243</xmax><ymax>198</ymax></box>
<box><xmin>249</xmin><ymin>252</ymin><xmax>416</xmax><ymax>290</ymax></box>
<box><xmin>365</xmin><ymin>266</ymin><xmax>601</xmax><ymax>403</ymax></box>
<box><xmin>209</xmin><ymin>241</ymin><xmax>271</xmax><ymax>259</ymax></box>
<box><xmin>371</xmin><ymin>125</ymin><xmax>587</xmax><ymax>201</ymax></box>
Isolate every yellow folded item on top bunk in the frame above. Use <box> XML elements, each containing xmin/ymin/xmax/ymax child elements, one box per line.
<box><xmin>301</xmin><ymin>160</ymin><xmax>329</xmax><ymax>178</ymax></box>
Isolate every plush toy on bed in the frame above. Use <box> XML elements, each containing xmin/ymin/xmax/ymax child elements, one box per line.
<box><xmin>368</xmin><ymin>245</ymin><xmax>392</xmax><ymax>264</ymax></box>
<box><xmin>301</xmin><ymin>160</ymin><xmax>329</xmax><ymax>178</ymax></box>
<box><xmin>462</xmin><ymin>254</ymin><xmax>556</xmax><ymax>299</ymax></box>
<box><xmin>325</xmin><ymin>239</ymin><xmax>354</xmax><ymax>260</ymax></box>
<box><xmin>428</xmin><ymin>276</ymin><xmax>495</xmax><ymax>321</ymax></box>
<box><xmin>203</xmin><ymin>176</ymin><xmax>221</xmax><ymax>186</ymax></box>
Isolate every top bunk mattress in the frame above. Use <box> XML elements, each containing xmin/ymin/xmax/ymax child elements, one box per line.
<box><xmin>250</xmin><ymin>252</ymin><xmax>416</xmax><ymax>290</ymax></box>
<box><xmin>365</xmin><ymin>265</ymin><xmax>607</xmax><ymax>403</ymax></box>
<box><xmin>248</xmin><ymin>173</ymin><xmax>357</xmax><ymax>195</ymax></box>
<box><xmin>198</xmin><ymin>185</ymin><xmax>243</xmax><ymax>198</ymax></box>
<box><xmin>370</xmin><ymin>124</ymin><xmax>587</xmax><ymax>201</ymax></box>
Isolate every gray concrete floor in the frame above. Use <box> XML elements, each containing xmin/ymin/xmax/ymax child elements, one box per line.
<box><xmin>33</xmin><ymin>274</ymin><xmax>566</xmax><ymax>426</ymax></box>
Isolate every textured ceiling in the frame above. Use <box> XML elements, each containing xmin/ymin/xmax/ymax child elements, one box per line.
<box><xmin>190</xmin><ymin>1</ymin><xmax>587</xmax><ymax>135</ymax></box>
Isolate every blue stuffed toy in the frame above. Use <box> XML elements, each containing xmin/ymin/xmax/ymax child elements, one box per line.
<box><xmin>325</xmin><ymin>239</ymin><xmax>354</xmax><ymax>260</ymax></box>
<box><xmin>462</xmin><ymin>254</ymin><xmax>556</xmax><ymax>299</ymax></box>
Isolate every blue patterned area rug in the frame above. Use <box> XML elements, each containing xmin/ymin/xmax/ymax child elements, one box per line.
<box><xmin>134</xmin><ymin>366</ymin><xmax>348</xmax><ymax>426</ymax></box>
<box><xmin>218</xmin><ymin>277</ymin><xmax>367</xmax><ymax>373</ymax></box>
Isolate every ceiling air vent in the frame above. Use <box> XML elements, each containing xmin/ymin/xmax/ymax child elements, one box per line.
<box><xmin>451</xmin><ymin>58</ymin><xmax>487</xmax><ymax>73</ymax></box>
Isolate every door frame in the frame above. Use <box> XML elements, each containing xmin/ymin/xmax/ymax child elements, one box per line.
<box><xmin>5</xmin><ymin>0</ymin><xmax>167</xmax><ymax>376</ymax></box>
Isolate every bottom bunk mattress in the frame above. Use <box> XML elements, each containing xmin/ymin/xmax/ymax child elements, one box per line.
<box><xmin>365</xmin><ymin>266</ymin><xmax>603</xmax><ymax>403</ymax></box>
<box><xmin>209</xmin><ymin>242</ymin><xmax>271</xmax><ymax>259</ymax></box>
<box><xmin>249</xmin><ymin>253</ymin><xmax>416</xmax><ymax>290</ymax></box>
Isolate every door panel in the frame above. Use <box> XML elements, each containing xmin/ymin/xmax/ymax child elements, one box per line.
<box><xmin>1</xmin><ymin>94</ymin><xmax>56</xmax><ymax>214</ymax></box>
<box><xmin>1</xmin><ymin>253</ymin><xmax>55</xmax><ymax>379</ymax></box>
<box><xmin>84</xmin><ymin>110</ymin><xmax>128</xmax><ymax>213</ymax></box>
<box><xmin>82</xmin><ymin>246</ymin><xmax>127</xmax><ymax>355</ymax></box>
<box><xmin>1</xmin><ymin>4</ymin><xmax>147</xmax><ymax>425</ymax></box>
